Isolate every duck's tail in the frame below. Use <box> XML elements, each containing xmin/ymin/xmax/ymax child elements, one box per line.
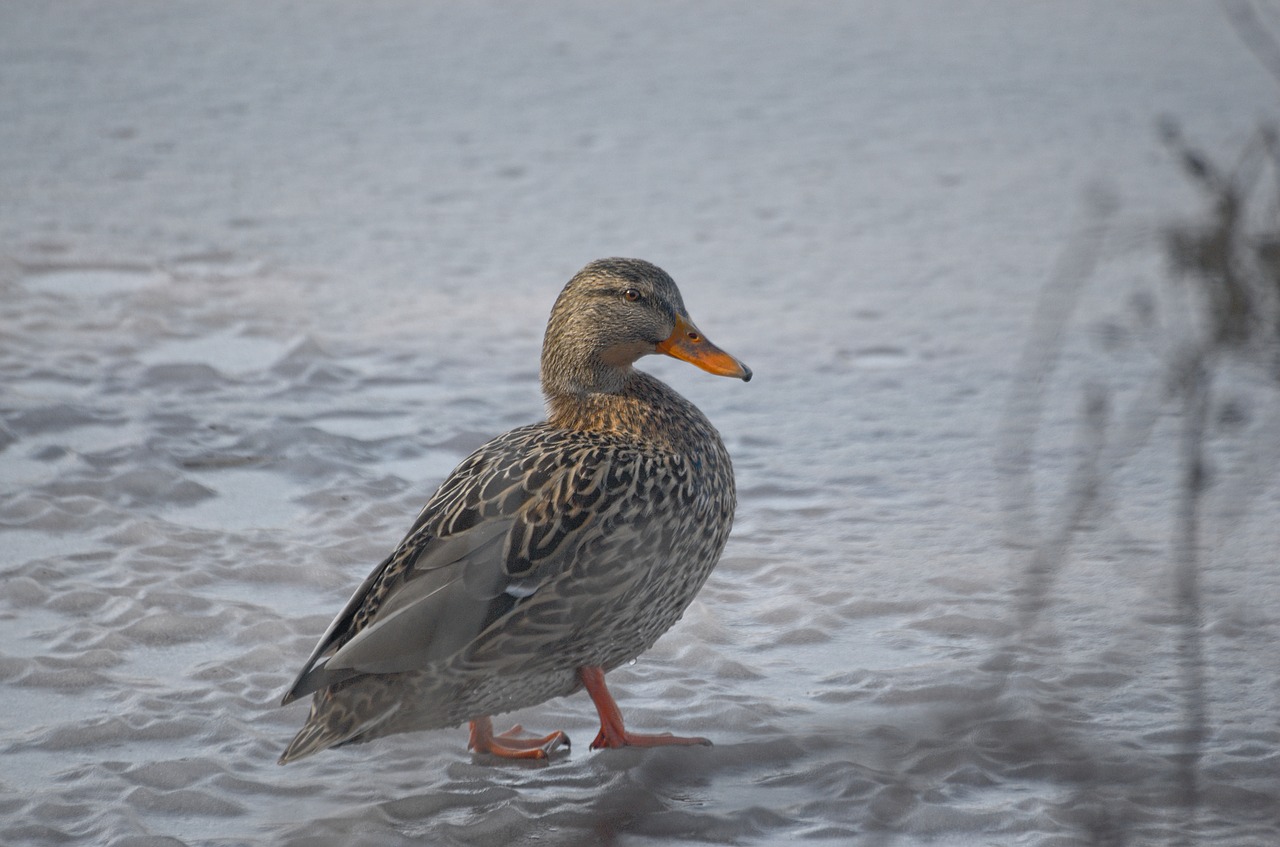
<box><xmin>278</xmin><ymin>688</ymin><xmax>400</xmax><ymax>765</ymax></box>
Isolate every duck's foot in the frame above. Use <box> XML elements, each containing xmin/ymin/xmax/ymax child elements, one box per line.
<box><xmin>588</xmin><ymin>726</ymin><xmax>712</xmax><ymax>750</ymax></box>
<box><xmin>468</xmin><ymin>716</ymin><xmax>570</xmax><ymax>760</ymax></box>
<box><xmin>578</xmin><ymin>665</ymin><xmax>712</xmax><ymax>751</ymax></box>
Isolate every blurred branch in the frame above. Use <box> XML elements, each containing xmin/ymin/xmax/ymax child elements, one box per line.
<box><xmin>1224</xmin><ymin>0</ymin><xmax>1280</xmax><ymax>89</ymax></box>
<box><xmin>991</xmin><ymin>111</ymin><xmax>1280</xmax><ymax>843</ymax></box>
<box><xmin>999</xmin><ymin>195</ymin><xmax>1115</xmax><ymax>555</ymax></box>
<box><xmin>1172</xmin><ymin>351</ymin><xmax>1211</xmax><ymax>846</ymax></box>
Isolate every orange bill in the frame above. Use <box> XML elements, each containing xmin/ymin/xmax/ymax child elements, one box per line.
<box><xmin>656</xmin><ymin>315</ymin><xmax>752</xmax><ymax>381</ymax></box>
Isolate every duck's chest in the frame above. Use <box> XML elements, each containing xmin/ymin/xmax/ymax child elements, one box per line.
<box><xmin>579</xmin><ymin>447</ymin><xmax>733</xmax><ymax>607</ymax></box>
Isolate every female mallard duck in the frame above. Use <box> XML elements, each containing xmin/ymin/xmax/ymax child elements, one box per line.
<box><xmin>279</xmin><ymin>258</ymin><xmax>751</xmax><ymax>762</ymax></box>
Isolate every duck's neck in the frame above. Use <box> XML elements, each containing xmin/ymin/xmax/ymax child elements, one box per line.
<box><xmin>545</xmin><ymin>370</ymin><xmax>705</xmax><ymax>447</ymax></box>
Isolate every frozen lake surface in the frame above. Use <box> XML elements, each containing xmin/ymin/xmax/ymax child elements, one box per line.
<box><xmin>2</xmin><ymin>2</ymin><xmax>1278</xmax><ymax>845</ymax></box>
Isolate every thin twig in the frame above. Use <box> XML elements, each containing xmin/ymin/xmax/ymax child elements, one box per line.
<box><xmin>1223</xmin><ymin>0</ymin><xmax>1280</xmax><ymax>90</ymax></box>
<box><xmin>999</xmin><ymin>199</ymin><xmax>1114</xmax><ymax>550</ymax></box>
<box><xmin>1173</xmin><ymin>349</ymin><xmax>1212</xmax><ymax>846</ymax></box>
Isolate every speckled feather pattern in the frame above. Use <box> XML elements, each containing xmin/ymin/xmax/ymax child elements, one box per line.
<box><xmin>279</xmin><ymin>261</ymin><xmax>741</xmax><ymax>764</ymax></box>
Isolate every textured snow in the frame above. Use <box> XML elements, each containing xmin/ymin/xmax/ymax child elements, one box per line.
<box><xmin>2</xmin><ymin>2</ymin><xmax>1278</xmax><ymax>845</ymax></box>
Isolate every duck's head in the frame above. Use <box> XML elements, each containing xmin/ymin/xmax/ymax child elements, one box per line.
<box><xmin>541</xmin><ymin>258</ymin><xmax>752</xmax><ymax>398</ymax></box>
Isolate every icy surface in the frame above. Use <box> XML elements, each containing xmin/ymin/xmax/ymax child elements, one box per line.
<box><xmin>2</xmin><ymin>2</ymin><xmax>1278</xmax><ymax>845</ymax></box>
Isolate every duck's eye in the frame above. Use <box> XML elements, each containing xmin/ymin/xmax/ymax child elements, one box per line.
<box><xmin>622</xmin><ymin>288</ymin><xmax>641</xmax><ymax>302</ymax></box>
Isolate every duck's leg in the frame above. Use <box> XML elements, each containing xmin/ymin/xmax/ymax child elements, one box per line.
<box><xmin>578</xmin><ymin>666</ymin><xmax>712</xmax><ymax>749</ymax></box>
<box><xmin>468</xmin><ymin>716</ymin><xmax>569</xmax><ymax>759</ymax></box>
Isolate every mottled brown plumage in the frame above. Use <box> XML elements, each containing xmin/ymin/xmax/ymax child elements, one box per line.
<box><xmin>279</xmin><ymin>258</ymin><xmax>750</xmax><ymax>763</ymax></box>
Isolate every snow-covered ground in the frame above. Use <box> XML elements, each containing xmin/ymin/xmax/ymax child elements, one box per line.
<box><xmin>2</xmin><ymin>2</ymin><xmax>1278</xmax><ymax>844</ymax></box>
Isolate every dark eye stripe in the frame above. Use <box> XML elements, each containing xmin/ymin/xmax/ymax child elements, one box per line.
<box><xmin>589</xmin><ymin>287</ymin><xmax>677</xmax><ymax>324</ymax></box>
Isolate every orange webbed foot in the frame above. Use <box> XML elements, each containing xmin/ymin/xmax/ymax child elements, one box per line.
<box><xmin>468</xmin><ymin>717</ymin><xmax>570</xmax><ymax>760</ymax></box>
<box><xmin>588</xmin><ymin>726</ymin><xmax>712</xmax><ymax>750</ymax></box>
<box><xmin>578</xmin><ymin>666</ymin><xmax>713</xmax><ymax>751</ymax></box>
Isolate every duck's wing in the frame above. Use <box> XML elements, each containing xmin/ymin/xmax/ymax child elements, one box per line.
<box><xmin>278</xmin><ymin>515</ymin><xmax>515</xmax><ymax>704</ymax></box>
<box><xmin>279</xmin><ymin>550</ymin><xmax>392</xmax><ymax>705</ymax></box>
<box><xmin>280</xmin><ymin>429</ymin><xmax>640</xmax><ymax>704</ymax></box>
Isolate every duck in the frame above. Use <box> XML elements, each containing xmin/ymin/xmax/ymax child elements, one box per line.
<box><xmin>278</xmin><ymin>257</ymin><xmax>751</xmax><ymax>763</ymax></box>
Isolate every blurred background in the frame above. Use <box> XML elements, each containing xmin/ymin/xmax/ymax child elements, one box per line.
<box><xmin>2</xmin><ymin>2</ymin><xmax>1277</xmax><ymax>845</ymax></box>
